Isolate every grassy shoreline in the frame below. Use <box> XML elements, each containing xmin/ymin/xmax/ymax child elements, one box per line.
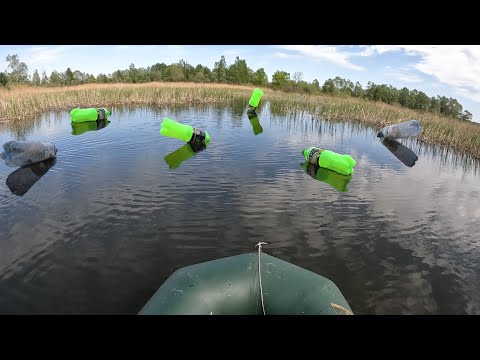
<box><xmin>2</xmin><ymin>82</ymin><xmax>480</xmax><ymax>160</ymax></box>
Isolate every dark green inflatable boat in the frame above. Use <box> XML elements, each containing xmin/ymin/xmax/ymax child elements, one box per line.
<box><xmin>139</xmin><ymin>243</ymin><xmax>353</xmax><ymax>315</ymax></box>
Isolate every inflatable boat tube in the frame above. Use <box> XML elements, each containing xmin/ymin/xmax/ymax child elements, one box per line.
<box><xmin>138</xmin><ymin>250</ymin><xmax>353</xmax><ymax>315</ymax></box>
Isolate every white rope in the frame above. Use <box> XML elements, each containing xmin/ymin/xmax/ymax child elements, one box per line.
<box><xmin>255</xmin><ymin>242</ymin><xmax>268</xmax><ymax>315</ymax></box>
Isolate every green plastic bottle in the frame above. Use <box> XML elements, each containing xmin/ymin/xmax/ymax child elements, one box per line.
<box><xmin>70</xmin><ymin>108</ymin><xmax>111</xmax><ymax>123</ymax></box>
<box><xmin>248</xmin><ymin>88</ymin><xmax>264</xmax><ymax>109</ymax></box>
<box><xmin>301</xmin><ymin>162</ymin><xmax>352</xmax><ymax>192</ymax></box>
<box><xmin>160</xmin><ymin>117</ymin><xmax>210</xmax><ymax>146</ymax></box>
<box><xmin>302</xmin><ymin>147</ymin><xmax>356</xmax><ymax>176</ymax></box>
<box><xmin>247</xmin><ymin>111</ymin><xmax>263</xmax><ymax>135</ymax></box>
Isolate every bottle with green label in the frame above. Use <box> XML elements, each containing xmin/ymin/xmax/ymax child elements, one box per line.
<box><xmin>301</xmin><ymin>147</ymin><xmax>356</xmax><ymax>176</ymax></box>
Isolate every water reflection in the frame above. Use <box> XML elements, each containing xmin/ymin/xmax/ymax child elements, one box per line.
<box><xmin>247</xmin><ymin>110</ymin><xmax>263</xmax><ymax>136</ymax></box>
<box><xmin>164</xmin><ymin>141</ymin><xmax>208</xmax><ymax>170</ymax></box>
<box><xmin>71</xmin><ymin>120</ymin><xmax>110</xmax><ymax>136</ymax></box>
<box><xmin>381</xmin><ymin>138</ymin><xmax>418</xmax><ymax>168</ymax></box>
<box><xmin>300</xmin><ymin>162</ymin><xmax>352</xmax><ymax>192</ymax></box>
<box><xmin>1</xmin><ymin>104</ymin><xmax>480</xmax><ymax>315</ymax></box>
<box><xmin>5</xmin><ymin>158</ymin><xmax>57</xmax><ymax>196</ymax></box>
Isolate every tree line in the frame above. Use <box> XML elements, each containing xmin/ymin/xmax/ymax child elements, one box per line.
<box><xmin>0</xmin><ymin>54</ymin><xmax>473</xmax><ymax>121</ymax></box>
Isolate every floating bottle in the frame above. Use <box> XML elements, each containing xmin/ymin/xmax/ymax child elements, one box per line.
<box><xmin>377</xmin><ymin>119</ymin><xmax>421</xmax><ymax>139</ymax></box>
<box><xmin>247</xmin><ymin>88</ymin><xmax>264</xmax><ymax>111</ymax></box>
<box><xmin>70</xmin><ymin>107</ymin><xmax>111</xmax><ymax>123</ymax></box>
<box><xmin>1</xmin><ymin>141</ymin><xmax>58</xmax><ymax>167</ymax></box>
<box><xmin>71</xmin><ymin>120</ymin><xmax>110</xmax><ymax>135</ymax></box>
<box><xmin>6</xmin><ymin>158</ymin><xmax>56</xmax><ymax>196</ymax></box>
<box><xmin>247</xmin><ymin>111</ymin><xmax>263</xmax><ymax>135</ymax></box>
<box><xmin>301</xmin><ymin>162</ymin><xmax>352</xmax><ymax>192</ymax></box>
<box><xmin>301</xmin><ymin>147</ymin><xmax>356</xmax><ymax>176</ymax></box>
<box><xmin>160</xmin><ymin>117</ymin><xmax>210</xmax><ymax>147</ymax></box>
<box><xmin>381</xmin><ymin>138</ymin><xmax>418</xmax><ymax>168</ymax></box>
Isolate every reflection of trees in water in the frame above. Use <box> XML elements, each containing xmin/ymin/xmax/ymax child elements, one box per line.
<box><xmin>0</xmin><ymin>119</ymin><xmax>37</xmax><ymax>141</ymax></box>
<box><xmin>0</xmin><ymin>110</ymin><xmax>66</xmax><ymax>141</ymax></box>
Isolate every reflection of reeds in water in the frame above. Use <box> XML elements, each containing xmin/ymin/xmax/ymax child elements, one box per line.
<box><xmin>267</xmin><ymin>106</ymin><xmax>373</xmax><ymax>141</ymax></box>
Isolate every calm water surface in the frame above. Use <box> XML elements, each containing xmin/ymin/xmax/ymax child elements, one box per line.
<box><xmin>0</xmin><ymin>104</ymin><xmax>479</xmax><ymax>314</ymax></box>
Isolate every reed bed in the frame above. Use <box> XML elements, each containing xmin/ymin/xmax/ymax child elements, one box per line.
<box><xmin>1</xmin><ymin>83</ymin><xmax>480</xmax><ymax>159</ymax></box>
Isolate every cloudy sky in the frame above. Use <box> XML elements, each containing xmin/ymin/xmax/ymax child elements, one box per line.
<box><xmin>1</xmin><ymin>45</ymin><xmax>479</xmax><ymax>122</ymax></box>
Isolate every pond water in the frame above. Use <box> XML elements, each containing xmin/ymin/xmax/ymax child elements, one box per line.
<box><xmin>0</xmin><ymin>103</ymin><xmax>479</xmax><ymax>314</ymax></box>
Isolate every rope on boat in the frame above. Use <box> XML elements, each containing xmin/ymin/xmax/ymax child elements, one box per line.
<box><xmin>255</xmin><ymin>242</ymin><xmax>268</xmax><ymax>315</ymax></box>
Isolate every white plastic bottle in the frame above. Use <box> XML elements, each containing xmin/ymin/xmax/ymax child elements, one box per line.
<box><xmin>377</xmin><ymin>119</ymin><xmax>421</xmax><ymax>139</ymax></box>
<box><xmin>1</xmin><ymin>141</ymin><xmax>58</xmax><ymax>167</ymax></box>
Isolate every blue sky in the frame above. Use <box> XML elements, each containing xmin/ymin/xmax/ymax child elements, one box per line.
<box><xmin>1</xmin><ymin>45</ymin><xmax>479</xmax><ymax>122</ymax></box>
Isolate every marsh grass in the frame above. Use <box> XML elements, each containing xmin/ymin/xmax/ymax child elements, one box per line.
<box><xmin>1</xmin><ymin>82</ymin><xmax>480</xmax><ymax>159</ymax></box>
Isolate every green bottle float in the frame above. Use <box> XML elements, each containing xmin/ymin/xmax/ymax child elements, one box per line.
<box><xmin>71</xmin><ymin>120</ymin><xmax>110</xmax><ymax>135</ymax></box>
<box><xmin>70</xmin><ymin>107</ymin><xmax>111</xmax><ymax>123</ymax></box>
<box><xmin>301</xmin><ymin>162</ymin><xmax>352</xmax><ymax>192</ymax></box>
<box><xmin>164</xmin><ymin>141</ymin><xmax>208</xmax><ymax>170</ymax></box>
<box><xmin>160</xmin><ymin>117</ymin><xmax>210</xmax><ymax>147</ymax></box>
<box><xmin>247</xmin><ymin>111</ymin><xmax>263</xmax><ymax>135</ymax></box>
<box><xmin>247</xmin><ymin>88</ymin><xmax>264</xmax><ymax>112</ymax></box>
<box><xmin>302</xmin><ymin>147</ymin><xmax>356</xmax><ymax>176</ymax></box>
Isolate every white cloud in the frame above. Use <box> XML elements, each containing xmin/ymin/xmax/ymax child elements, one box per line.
<box><xmin>273</xmin><ymin>52</ymin><xmax>301</xmax><ymax>59</ymax></box>
<box><xmin>361</xmin><ymin>45</ymin><xmax>480</xmax><ymax>103</ymax></box>
<box><xmin>384</xmin><ymin>65</ymin><xmax>423</xmax><ymax>83</ymax></box>
<box><xmin>166</xmin><ymin>45</ymin><xmax>183</xmax><ymax>49</ymax></box>
<box><xmin>26</xmin><ymin>46</ymin><xmax>65</xmax><ymax>63</ymax></box>
<box><xmin>115</xmin><ymin>45</ymin><xmax>130</xmax><ymax>50</ymax></box>
<box><xmin>276</xmin><ymin>45</ymin><xmax>366</xmax><ymax>71</ymax></box>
